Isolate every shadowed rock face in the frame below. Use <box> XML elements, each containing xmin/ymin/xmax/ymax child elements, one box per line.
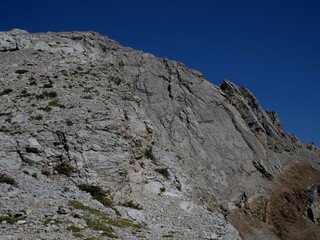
<box><xmin>0</xmin><ymin>29</ymin><xmax>319</xmax><ymax>239</ymax></box>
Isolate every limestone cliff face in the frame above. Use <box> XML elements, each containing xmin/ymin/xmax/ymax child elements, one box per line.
<box><xmin>0</xmin><ymin>29</ymin><xmax>319</xmax><ymax>240</ymax></box>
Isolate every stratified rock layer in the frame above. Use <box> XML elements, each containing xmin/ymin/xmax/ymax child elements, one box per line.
<box><xmin>0</xmin><ymin>29</ymin><xmax>319</xmax><ymax>240</ymax></box>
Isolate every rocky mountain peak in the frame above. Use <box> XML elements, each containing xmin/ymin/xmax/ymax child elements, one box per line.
<box><xmin>0</xmin><ymin>29</ymin><xmax>319</xmax><ymax>240</ymax></box>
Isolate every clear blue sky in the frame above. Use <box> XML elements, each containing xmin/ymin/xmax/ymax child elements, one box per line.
<box><xmin>1</xmin><ymin>0</ymin><xmax>319</xmax><ymax>145</ymax></box>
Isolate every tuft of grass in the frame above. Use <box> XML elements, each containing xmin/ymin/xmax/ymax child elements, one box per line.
<box><xmin>48</xmin><ymin>100</ymin><xmax>61</xmax><ymax>107</ymax></box>
<box><xmin>43</xmin><ymin>83</ymin><xmax>53</xmax><ymax>88</ymax></box>
<box><xmin>66</xmin><ymin>119</ymin><xmax>73</xmax><ymax>126</ymax></box>
<box><xmin>38</xmin><ymin>106</ymin><xmax>52</xmax><ymax>112</ymax></box>
<box><xmin>0</xmin><ymin>173</ymin><xmax>17</xmax><ymax>186</ymax></box>
<box><xmin>66</xmin><ymin>225</ymin><xmax>82</xmax><ymax>232</ymax></box>
<box><xmin>19</xmin><ymin>89</ymin><xmax>33</xmax><ymax>98</ymax></box>
<box><xmin>31</xmin><ymin>173</ymin><xmax>37</xmax><ymax>179</ymax></box>
<box><xmin>0</xmin><ymin>112</ymin><xmax>12</xmax><ymax>116</ymax></box>
<box><xmin>0</xmin><ymin>88</ymin><xmax>13</xmax><ymax>96</ymax></box>
<box><xmin>36</xmin><ymin>91</ymin><xmax>57</xmax><ymax>100</ymax></box>
<box><xmin>207</xmin><ymin>207</ymin><xmax>214</xmax><ymax>213</ymax></box>
<box><xmin>31</xmin><ymin>114</ymin><xmax>43</xmax><ymax>120</ymax></box>
<box><xmin>160</xmin><ymin>187</ymin><xmax>166</xmax><ymax>192</ymax></box>
<box><xmin>54</xmin><ymin>162</ymin><xmax>75</xmax><ymax>177</ymax></box>
<box><xmin>41</xmin><ymin>167</ymin><xmax>51</xmax><ymax>177</ymax></box>
<box><xmin>43</xmin><ymin>218</ymin><xmax>63</xmax><ymax>225</ymax></box>
<box><xmin>123</xmin><ymin>110</ymin><xmax>129</xmax><ymax>121</ymax></box>
<box><xmin>78</xmin><ymin>184</ymin><xmax>113</xmax><ymax>207</ymax></box>
<box><xmin>144</xmin><ymin>146</ymin><xmax>155</xmax><ymax>160</ymax></box>
<box><xmin>29</xmin><ymin>80</ymin><xmax>37</xmax><ymax>86</ymax></box>
<box><xmin>155</xmin><ymin>168</ymin><xmax>170</xmax><ymax>179</ymax></box>
<box><xmin>15</xmin><ymin>69</ymin><xmax>28</xmax><ymax>74</ymax></box>
<box><xmin>22</xmin><ymin>170</ymin><xmax>30</xmax><ymax>175</ymax></box>
<box><xmin>122</xmin><ymin>200</ymin><xmax>143</xmax><ymax>210</ymax></box>
<box><xmin>83</xmin><ymin>95</ymin><xmax>93</xmax><ymax>99</ymax></box>
<box><xmin>0</xmin><ymin>215</ymin><xmax>26</xmax><ymax>224</ymax></box>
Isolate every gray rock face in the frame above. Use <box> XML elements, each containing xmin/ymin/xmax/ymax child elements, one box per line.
<box><xmin>0</xmin><ymin>29</ymin><xmax>319</xmax><ymax>239</ymax></box>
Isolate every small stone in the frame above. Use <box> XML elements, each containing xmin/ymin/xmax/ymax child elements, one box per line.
<box><xmin>16</xmin><ymin>220</ymin><xmax>27</xmax><ymax>224</ymax></box>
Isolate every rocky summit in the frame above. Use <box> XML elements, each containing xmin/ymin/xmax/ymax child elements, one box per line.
<box><xmin>0</xmin><ymin>29</ymin><xmax>319</xmax><ymax>240</ymax></box>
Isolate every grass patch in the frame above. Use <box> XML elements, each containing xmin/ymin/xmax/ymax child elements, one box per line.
<box><xmin>121</xmin><ymin>200</ymin><xmax>142</xmax><ymax>210</ymax></box>
<box><xmin>155</xmin><ymin>168</ymin><xmax>170</xmax><ymax>179</ymax></box>
<box><xmin>0</xmin><ymin>215</ymin><xmax>26</xmax><ymax>224</ymax></box>
<box><xmin>66</xmin><ymin>225</ymin><xmax>82</xmax><ymax>232</ymax></box>
<box><xmin>0</xmin><ymin>173</ymin><xmax>17</xmax><ymax>186</ymax></box>
<box><xmin>54</xmin><ymin>162</ymin><xmax>75</xmax><ymax>177</ymax></box>
<box><xmin>84</xmin><ymin>218</ymin><xmax>118</xmax><ymax>238</ymax></box>
<box><xmin>78</xmin><ymin>184</ymin><xmax>113</xmax><ymax>207</ymax></box>
<box><xmin>48</xmin><ymin>100</ymin><xmax>62</xmax><ymax>107</ymax></box>
<box><xmin>73</xmin><ymin>233</ymin><xmax>84</xmax><ymax>238</ymax></box>
<box><xmin>68</xmin><ymin>200</ymin><xmax>142</xmax><ymax>231</ymax></box>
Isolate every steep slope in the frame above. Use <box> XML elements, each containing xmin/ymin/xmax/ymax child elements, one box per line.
<box><xmin>0</xmin><ymin>29</ymin><xmax>319</xmax><ymax>240</ymax></box>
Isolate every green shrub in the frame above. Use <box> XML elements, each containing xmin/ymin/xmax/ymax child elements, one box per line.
<box><xmin>155</xmin><ymin>168</ymin><xmax>170</xmax><ymax>179</ymax></box>
<box><xmin>31</xmin><ymin>173</ymin><xmax>37</xmax><ymax>179</ymax></box>
<box><xmin>144</xmin><ymin>146</ymin><xmax>155</xmax><ymax>160</ymax></box>
<box><xmin>54</xmin><ymin>162</ymin><xmax>74</xmax><ymax>177</ymax></box>
<box><xmin>160</xmin><ymin>187</ymin><xmax>166</xmax><ymax>192</ymax></box>
<box><xmin>0</xmin><ymin>173</ymin><xmax>17</xmax><ymax>185</ymax></box>
<box><xmin>78</xmin><ymin>184</ymin><xmax>113</xmax><ymax>207</ymax></box>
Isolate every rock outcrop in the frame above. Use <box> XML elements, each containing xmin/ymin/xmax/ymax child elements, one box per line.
<box><xmin>0</xmin><ymin>29</ymin><xmax>319</xmax><ymax>240</ymax></box>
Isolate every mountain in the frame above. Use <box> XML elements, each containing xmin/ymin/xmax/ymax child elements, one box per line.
<box><xmin>0</xmin><ymin>29</ymin><xmax>319</xmax><ymax>240</ymax></box>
